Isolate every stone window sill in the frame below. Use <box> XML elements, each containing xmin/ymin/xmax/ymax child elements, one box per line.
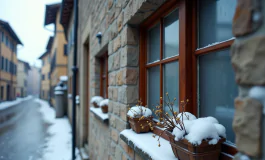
<box><xmin>120</xmin><ymin>129</ymin><xmax>176</xmax><ymax>160</ymax></box>
<box><xmin>90</xmin><ymin>107</ymin><xmax>109</xmax><ymax>124</ymax></box>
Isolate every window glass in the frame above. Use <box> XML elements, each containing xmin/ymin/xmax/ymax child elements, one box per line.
<box><xmin>198</xmin><ymin>49</ymin><xmax>238</xmax><ymax>143</ymax></box>
<box><xmin>147</xmin><ymin>24</ymin><xmax>160</xmax><ymax>63</ymax></box>
<box><xmin>147</xmin><ymin>66</ymin><xmax>160</xmax><ymax>119</ymax></box>
<box><xmin>198</xmin><ymin>0</ymin><xmax>237</xmax><ymax>48</ymax></box>
<box><xmin>163</xmin><ymin>9</ymin><xmax>179</xmax><ymax>58</ymax></box>
<box><xmin>163</xmin><ymin>61</ymin><xmax>179</xmax><ymax>114</ymax></box>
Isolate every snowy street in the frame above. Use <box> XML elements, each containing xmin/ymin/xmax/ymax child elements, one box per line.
<box><xmin>0</xmin><ymin>98</ymin><xmax>78</xmax><ymax>160</ymax></box>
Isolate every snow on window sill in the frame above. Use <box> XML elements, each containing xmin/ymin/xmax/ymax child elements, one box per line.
<box><xmin>90</xmin><ymin>107</ymin><xmax>109</xmax><ymax>124</ymax></box>
<box><xmin>120</xmin><ymin>129</ymin><xmax>177</xmax><ymax>160</ymax></box>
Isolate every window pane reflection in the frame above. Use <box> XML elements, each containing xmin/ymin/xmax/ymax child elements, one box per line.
<box><xmin>163</xmin><ymin>9</ymin><xmax>179</xmax><ymax>58</ymax></box>
<box><xmin>147</xmin><ymin>66</ymin><xmax>160</xmax><ymax>119</ymax></box>
<box><xmin>163</xmin><ymin>61</ymin><xmax>179</xmax><ymax>115</ymax></box>
<box><xmin>147</xmin><ymin>24</ymin><xmax>160</xmax><ymax>63</ymax></box>
<box><xmin>198</xmin><ymin>0</ymin><xmax>236</xmax><ymax>48</ymax></box>
<box><xmin>198</xmin><ymin>49</ymin><xmax>238</xmax><ymax>143</ymax></box>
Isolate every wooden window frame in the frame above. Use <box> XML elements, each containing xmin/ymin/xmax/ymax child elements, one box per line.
<box><xmin>139</xmin><ymin>0</ymin><xmax>237</xmax><ymax>159</ymax></box>
<box><xmin>100</xmin><ymin>52</ymin><xmax>108</xmax><ymax>98</ymax></box>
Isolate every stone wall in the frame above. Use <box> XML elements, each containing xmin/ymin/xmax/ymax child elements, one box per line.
<box><xmin>231</xmin><ymin>0</ymin><xmax>265</xmax><ymax>159</ymax></box>
<box><xmin>77</xmin><ymin>0</ymin><xmax>168</xmax><ymax>159</ymax></box>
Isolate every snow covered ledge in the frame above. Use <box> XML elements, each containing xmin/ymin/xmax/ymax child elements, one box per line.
<box><xmin>120</xmin><ymin>129</ymin><xmax>176</xmax><ymax>160</ymax></box>
<box><xmin>90</xmin><ymin>107</ymin><xmax>109</xmax><ymax>124</ymax></box>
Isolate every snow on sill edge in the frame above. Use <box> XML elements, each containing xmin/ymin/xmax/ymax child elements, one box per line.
<box><xmin>90</xmin><ymin>107</ymin><xmax>108</xmax><ymax>121</ymax></box>
<box><xmin>196</xmin><ymin>37</ymin><xmax>235</xmax><ymax>51</ymax></box>
<box><xmin>120</xmin><ymin>129</ymin><xmax>176</xmax><ymax>160</ymax></box>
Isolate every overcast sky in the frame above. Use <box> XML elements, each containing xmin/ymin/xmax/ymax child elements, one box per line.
<box><xmin>0</xmin><ymin>0</ymin><xmax>61</xmax><ymax>67</ymax></box>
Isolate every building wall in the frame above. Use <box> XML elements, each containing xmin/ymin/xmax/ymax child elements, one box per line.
<box><xmin>40</xmin><ymin>54</ymin><xmax>51</xmax><ymax>100</ymax></box>
<box><xmin>16</xmin><ymin>61</ymin><xmax>28</xmax><ymax>97</ymax></box>
<box><xmin>0</xmin><ymin>28</ymin><xmax>18</xmax><ymax>101</ymax></box>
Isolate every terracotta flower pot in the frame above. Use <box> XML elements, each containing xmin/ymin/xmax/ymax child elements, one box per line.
<box><xmin>165</xmin><ymin>130</ymin><xmax>225</xmax><ymax>160</ymax></box>
<box><xmin>93</xmin><ymin>102</ymin><xmax>99</xmax><ymax>108</ymax></box>
<box><xmin>128</xmin><ymin>116</ymin><xmax>153</xmax><ymax>133</ymax></box>
<box><xmin>101</xmin><ymin>105</ymin><xmax>108</xmax><ymax>113</ymax></box>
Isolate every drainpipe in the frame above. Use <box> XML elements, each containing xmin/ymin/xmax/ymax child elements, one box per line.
<box><xmin>72</xmin><ymin>0</ymin><xmax>78</xmax><ymax>159</ymax></box>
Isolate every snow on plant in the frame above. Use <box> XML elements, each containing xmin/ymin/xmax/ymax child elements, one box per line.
<box><xmin>99</xmin><ymin>99</ymin><xmax>109</xmax><ymax>107</ymax></box>
<box><xmin>90</xmin><ymin>96</ymin><xmax>103</xmax><ymax>105</ymax></box>
<box><xmin>127</xmin><ymin>100</ymin><xmax>152</xmax><ymax>118</ymax></box>
<box><xmin>152</xmin><ymin>93</ymin><xmax>226</xmax><ymax>146</ymax></box>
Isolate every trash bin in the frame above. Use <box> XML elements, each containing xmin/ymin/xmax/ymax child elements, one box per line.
<box><xmin>54</xmin><ymin>81</ymin><xmax>67</xmax><ymax>118</ymax></box>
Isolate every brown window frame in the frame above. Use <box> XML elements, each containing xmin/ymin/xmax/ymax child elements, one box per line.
<box><xmin>100</xmin><ymin>52</ymin><xmax>108</xmax><ymax>98</ymax></box>
<box><xmin>139</xmin><ymin>0</ymin><xmax>237</xmax><ymax>159</ymax></box>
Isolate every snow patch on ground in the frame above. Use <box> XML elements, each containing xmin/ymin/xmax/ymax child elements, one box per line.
<box><xmin>35</xmin><ymin>98</ymin><xmax>81</xmax><ymax>160</ymax></box>
<box><xmin>120</xmin><ymin>129</ymin><xmax>176</xmax><ymax>160</ymax></box>
<box><xmin>0</xmin><ymin>95</ymin><xmax>33</xmax><ymax>110</ymax></box>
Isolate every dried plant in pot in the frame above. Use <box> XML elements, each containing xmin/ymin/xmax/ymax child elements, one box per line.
<box><xmin>127</xmin><ymin>101</ymin><xmax>153</xmax><ymax>134</ymax></box>
<box><xmin>90</xmin><ymin>96</ymin><xmax>103</xmax><ymax>108</ymax></box>
<box><xmin>153</xmin><ymin>93</ymin><xmax>226</xmax><ymax>160</ymax></box>
<box><xmin>99</xmin><ymin>99</ymin><xmax>109</xmax><ymax>113</ymax></box>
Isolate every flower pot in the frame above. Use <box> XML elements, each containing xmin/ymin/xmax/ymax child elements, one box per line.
<box><xmin>101</xmin><ymin>105</ymin><xmax>108</xmax><ymax>113</ymax></box>
<box><xmin>93</xmin><ymin>102</ymin><xmax>99</xmax><ymax>108</ymax></box>
<box><xmin>128</xmin><ymin>117</ymin><xmax>153</xmax><ymax>133</ymax></box>
<box><xmin>165</xmin><ymin>131</ymin><xmax>225</xmax><ymax>160</ymax></box>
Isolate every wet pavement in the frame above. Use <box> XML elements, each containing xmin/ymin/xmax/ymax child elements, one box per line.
<box><xmin>0</xmin><ymin>99</ymin><xmax>48</xmax><ymax>160</ymax></box>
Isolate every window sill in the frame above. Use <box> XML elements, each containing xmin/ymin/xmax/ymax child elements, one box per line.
<box><xmin>90</xmin><ymin>107</ymin><xmax>108</xmax><ymax>124</ymax></box>
<box><xmin>120</xmin><ymin>129</ymin><xmax>176</xmax><ymax>160</ymax></box>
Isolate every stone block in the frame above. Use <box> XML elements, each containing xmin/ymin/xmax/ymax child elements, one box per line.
<box><xmin>113</xmin><ymin>36</ymin><xmax>121</xmax><ymax>52</ymax></box>
<box><xmin>120</xmin><ymin>46</ymin><xmax>139</xmax><ymax>67</ymax></box>
<box><xmin>233</xmin><ymin>97</ymin><xmax>263</xmax><ymax>157</ymax></box>
<box><xmin>108</xmin><ymin>0</ymin><xmax>113</xmax><ymax>9</ymax></box>
<box><xmin>108</xmin><ymin>40</ymin><xmax>113</xmax><ymax>55</ymax></box>
<box><xmin>109</xmin><ymin>21</ymin><xmax>118</xmax><ymax>40</ymax></box>
<box><xmin>113</xmin><ymin>51</ymin><xmax>120</xmax><ymax>70</ymax></box>
<box><xmin>232</xmin><ymin>0</ymin><xmax>262</xmax><ymax>37</ymax></box>
<box><xmin>116</xmin><ymin>70</ymin><xmax>123</xmax><ymax>86</ymax></box>
<box><xmin>123</xmin><ymin>68</ymin><xmax>138</xmax><ymax>85</ymax></box>
<box><xmin>120</xmin><ymin>103</ymin><xmax>128</xmax><ymax>121</ymax></box>
<box><xmin>109</xmin><ymin>72</ymin><xmax>116</xmax><ymax>86</ymax></box>
<box><xmin>113</xmin><ymin>87</ymin><xmax>118</xmax><ymax>101</ymax></box>
<box><xmin>111</xmin><ymin>128</ymin><xmax>119</xmax><ymax>143</ymax></box>
<box><xmin>122</xmin><ymin>0</ymin><xmax>130</xmax><ymax>9</ymax></box>
<box><xmin>115</xmin><ymin>147</ymin><xmax>123</xmax><ymax>160</ymax></box>
<box><xmin>109</xmin><ymin>114</ymin><xmax>116</xmax><ymax>128</ymax></box>
<box><xmin>108</xmin><ymin>54</ymin><xmax>114</xmax><ymax>72</ymax></box>
<box><xmin>113</xmin><ymin>101</ymin><xmax>120</xmax><ymax>116</ymax></box>
<box><xmin>118</xmin><ymin>86</ymin><xmax>139</xmax><ymax>104</ymax></box>
<box><xmin>121</xmin><ymin>26</ymin><xmax>139</xmax><ymax>47</ymax></box>
<box><xmin>116</xmin><ymin>118</ymin><xmax>126</xmax><ymax>132</ymax></box>
<box><xmin>110</xmin><ymin>141</ymin><xmax>116</xmax><ymax>156</ymax></box>
<box><xmin>123</xmin><ymin>1</ymin><xmax>133</xmax><ymax>26</ymax></box>
<box><xmin>117</xmin><ymin>12</ymin><xmax>124</xmax><ymax>32</ymax></box>
<box><xmin>231</xmin><ymin>36</ymin><xmax>265</xmax><ymax>85</ymax></box>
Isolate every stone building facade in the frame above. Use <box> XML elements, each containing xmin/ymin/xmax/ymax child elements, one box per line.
<box><xmin>60</xmin><ymin>0</ymin><xmax>264</xmax><ymax>160</ymax></box>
